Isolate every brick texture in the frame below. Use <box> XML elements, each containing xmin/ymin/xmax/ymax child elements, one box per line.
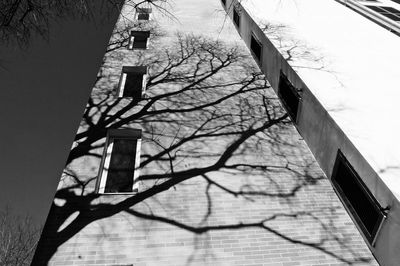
<box><xmin>32</xmin><ymin>0</ymin><xmax>378</xmax><ymax>265</ymax></box>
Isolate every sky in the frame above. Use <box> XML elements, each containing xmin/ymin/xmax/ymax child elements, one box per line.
<box><xmin>0</xmin><ymin>1</ymin><xmax>123</xmax><ymax>225</ymax></box>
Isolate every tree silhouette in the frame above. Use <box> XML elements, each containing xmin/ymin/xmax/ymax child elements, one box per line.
<box><xmin>32</xmin><ymin>19</ymin><xmax>375</xmax><ymax>265</ymax></box>
<box><xmin>0</xmin><ymin>0</ymin><xmax>170</xmax><ymax>48</ymax></box>
<box><xmin>0</xmin><ymin>207</ymin><xmax>40</xmax><ymax>266</ymax></box>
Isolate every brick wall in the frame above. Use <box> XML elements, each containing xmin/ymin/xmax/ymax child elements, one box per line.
<box><xmin>32</xmin><ymin>0</ymin><xmax>378</xmax><ymax>265</ymax></box>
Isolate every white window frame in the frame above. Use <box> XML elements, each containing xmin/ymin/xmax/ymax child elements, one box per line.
<box><xmin>117</xmin><ymin>66</ymin><xmax>148</xmax><ymax>98</ymax></box>
<box><xmin>128</xmin><ymin>31</ymin><xmax>150</xmax><ymax>50</ymax></box>
<box><xmin>97</xmin><ymin>129</ymin><xmax>142</xmax><ymax>194</ymax></box>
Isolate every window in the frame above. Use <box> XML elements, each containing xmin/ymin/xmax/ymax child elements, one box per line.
<box><xmin>278</xmin><ymin>72</ymin><xmax>301</xmax><ymax>121</ymax></box>
<box><xmin>250</xmin><ymin>34</ymin><xmax>262</xmax><ymax>62</ymax></box>
<box><xmin>221</xmin><ymin>0</ymin><xmax>226</xmax><ymax>6</ymax></box>
<box><xmin>365</xmin><ymin>5</ymin><xmax>400</xmax><ymax>22</ymax></box>
<box><xmin>332</xmin><ymin>150</ymin><xmax>386</xmax><ymax>244</ymax></box>
<box><xmin>136</xmin><ymin>8</ymin><xmax>152</xmax><ymax>21</ymax></box>
<box><xmin>128</xmin><ymin>31</ymin><xmax>150</xmax><ymax>50</ymax></box>
<box><xmin>233</xmin><ymin>7</ymin><xmax>240</xmax><ymax>28</ymax></box>
<box><xmin>97</xmin><ymin>129</ymin><xmax>142</xmax><ymax>193</ymax></box>
<box><xmin>118</xmin><ymin>66</ymin><xmax>147</xmax><ymax>98</ymax></box>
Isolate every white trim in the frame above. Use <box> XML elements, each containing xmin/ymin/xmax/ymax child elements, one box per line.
<box><xmin>98</xmin><ymin>139</ymin><xmax>114</xmax><ymax>193</ymax></box>
<box><xmin>117</xmin><ymin>67</ymin><xmax>147</xmax><ymax>98</ymax></box>
<box><xmin>118</xmin><ymin>73</ymin><xmax>127</xmax><ymax>97</ymax></box>
<box><xmin>142</xmin><ymin>74</ymin><xmax>147</xmax><ymax>97</ymax></box>
<box><xmin>97</xmin><ymin>129</ymin><xmax>142</xmax><ymax>194</ymax></box>
<box><xmin>128</xmin><ymin>32</ymin><xmax>150</xmax><ymax>50</ymax></box>
<box><xmin>128</xmin><ymin>36</ymin><xmax>135</xmax><ymax>50</ymax></box>
<box><xmin>132</xmin><ymin>139</ymin><xmax>142</xmax><ymax>191</ymax></box>
<box><xmin>128</xmin><ymin>36</ymin><xmax>149</xmax><ymax>50</ymax></box>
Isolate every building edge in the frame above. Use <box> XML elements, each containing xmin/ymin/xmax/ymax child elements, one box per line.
<box><xmin>221</xmin><ymin>0</ymin><xmax>400</xmax><ymax>265</ymax></box>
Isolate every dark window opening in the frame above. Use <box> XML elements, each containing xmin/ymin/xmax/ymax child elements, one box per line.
<box><xmin>119</xmin><ymin>66</ymin><xmax>147</xmax><ymax>99</ymax></box>
<box><xmin>233</xmin><ymin>8</ymin><xmax>240</xmax><ymax>28</ymax></box>
<box><xmin>129</xmin><ymin>31</ymin><xmax>150</xmax><ymax>50</ymax></box>
<box><xmin>332</xmin><ymin>150</ymin><xmax>385</xmax><ymax>243</ymax></box>
<box><xmin>105</xmin><ymin>138</ymin><xmax>137</xmax><ymax>193</ymax></box>
<box><xmin>250</xmin><ymin>34</ymin><xmax>262</xmax><ymax>61</ymax></box>
<box><xmin>124</xmin><ymin>73</ymin><xmax>144</xmax><ymax>98</ymax></box>
<box><xmin>278</xmin><ymin>72</ymin><xmax>301</xmax><ymax>121</ymax></box>
<box><xmin>136</xmin><ymin>8</ymin><xmax>151</xmax><ymax>20</ymax></box>
<box><xmin>221</xmin><ymin>0</ymin><xmax>226</xmax><ymax>6</ymax></box>
<box><xmin>98</xmin><ymin>129</ymin><xmax>142</xmax><ymax>194</ymax></box>
<box><xmin>138</xmin><ymin>13</ymin><xmax>149</xmax><ymax>20</ymax></box>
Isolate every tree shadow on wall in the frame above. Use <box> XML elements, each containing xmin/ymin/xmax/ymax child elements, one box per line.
<box><xmin>32</xmin><ymin>21</ymin><xmax>374</xmax><ymax>265</ymax></box>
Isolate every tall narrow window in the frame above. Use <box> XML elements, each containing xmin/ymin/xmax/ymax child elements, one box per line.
<box><xmin>250</xmin><ymin>34</ymin><xmax>262</xmax><ymax>62</ymax></box>
<box><xmin>98</xmin><ymin>129</ymin><xmax>142</xmax><ymax>193</ymax></box>
<box><xmin>233</xmin><ymin>8</ymin><xmax>240</xmax><ymax>28</ymax></box>
<box><xmin>118</xmin><ymin>66</ymin><xmax>147</xmax><ymax>99</ymax></box>
<box><xmin>136</xmin><ymin>8</ymin><xmax>152</xmax><ymax>21</ymax></box>
<box><xmin>332</xmin><ymin>150</ymin><xmax>386</xmax><ymax>244</ymax></box>
<box><xmin>128</xmin><ymin>31</ymin><xmax>150</xmax><ymax>50</ymax></box>
<box><xmin>278</xmin><ymin>72</ymin><xmax>301</xmax><ymax>122</ymax></box>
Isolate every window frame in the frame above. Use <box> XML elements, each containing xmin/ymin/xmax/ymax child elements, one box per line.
<box><xmin>136</xmin><ymin>8</ymin><xmax>152</xmax><ymax>21</ymax></box>
<box><xmin>250</xmin><ymin>33</ymin><xmax>262</xmax><ymax>62</ymax></box>
<box><xmin>233</xmin><ymin>7</ymin><xmax>240</xmax><ymax>28</ymax></box>
<box><xmin>128</xmin><ymin>31</ymin><xmax>150</xmax><ymax>50</ymax></box>
<box><xmin>277</xmin><ymin>71</ymin><xmax>301</xmax><ymax>122</ymax></box>
<box><xmin>117</xmin><ymin>66</ymin><xmax>148</xmax><ymax>98</ymax></box>
<box><xmin>96</xmin><ymin>129</ymin><xmax>142</xmax><ymax>194</ymax></box>
<box><xmin>331</xmin><ymin>150</ymin><xmax>386</xmax><ymax>245</ymax></box>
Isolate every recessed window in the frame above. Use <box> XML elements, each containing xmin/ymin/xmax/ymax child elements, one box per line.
<box><xmin>128</xmin><ymin>31</ymin><xmax>150</xmax><ymax>50</ymax></box>
<box><xmin>98</xmin><ymin>129</ymin><xmax>142</xmax><ymax>194</ymax></box>
<box><xmin>233</xmin><ymin>8</ymin><xmax>240</xmax><ymax>28</ymax></box>
<box><xmin>136</xmin><ymin>8</ymin><xmax>152</xmax><ymax>21</ymax></box>
<box><xmin>118</xmin><ymin>66</ymin><xmax>147</xmax><ymax>99</ymax></box>
<box><xmin>278</xmin><ymin>72</ymin><xmax>301</xmax><ymax>121</ymax></box>
<box><xmin>250</xmin><ymin>34</ymin><xmax>262</xmax><ymax>62</ymax></box>
<box><xmin>332</xmin><ymin>150</ymin><xmax>386</xmax><ymax>244</ymax></box>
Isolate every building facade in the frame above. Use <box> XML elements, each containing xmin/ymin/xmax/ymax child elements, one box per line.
<box><xmin>32</xmin><ymin>0</ymin><xmax>395</xmax><ymax>265</ymax></box>
<box><xmin>223</xmin><ymin>0</ymin><xmax>400</xmax><ymax>265</ymax></box>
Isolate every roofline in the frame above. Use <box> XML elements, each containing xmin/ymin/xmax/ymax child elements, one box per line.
<box><xmin>335</xmin><ymin>0</ymin><xmax>400</xmax><ymax>36</ymax></box>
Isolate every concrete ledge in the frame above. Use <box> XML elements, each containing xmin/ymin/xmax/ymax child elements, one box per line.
<box><xmin>222</xmin><ymin>0</ymin><xmax>400</xmax><ymax>265</ymax></box>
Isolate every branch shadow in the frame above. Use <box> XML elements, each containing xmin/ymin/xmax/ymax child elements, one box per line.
<box><xmin>32</xmin><ymin>16</ymin><xmax>375</xmax><ymax>266</ymax></box>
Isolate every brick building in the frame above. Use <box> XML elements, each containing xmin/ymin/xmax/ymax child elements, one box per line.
<box><xmin>32</xmin><ymin>0</ymin><xmax>397</xmax><ymax>265</ymax></box>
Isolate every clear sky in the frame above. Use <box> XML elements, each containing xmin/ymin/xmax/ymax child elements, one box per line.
<box><xmin>0</xmin><ymin>1</ymin><xmax>123</xmax><ymax>225</ymax></box>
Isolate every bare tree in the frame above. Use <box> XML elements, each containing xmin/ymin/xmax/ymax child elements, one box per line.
<box><xmin>0</xmin><ymin>0</ymin><xmax>169</xmax><ymax>48</ymax></box>
<box><xmin>0</xmin><ymin>207</ymin><xmax>40</xmax><ymax>266</ymax></box>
